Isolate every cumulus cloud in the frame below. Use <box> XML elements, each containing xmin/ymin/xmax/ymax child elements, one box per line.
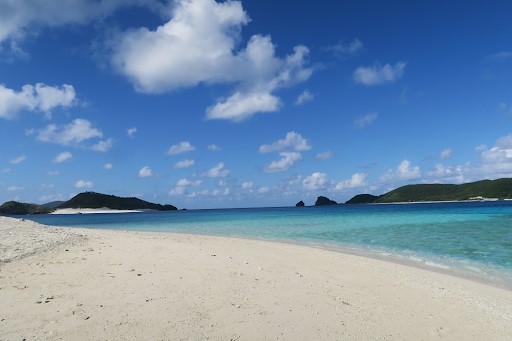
<box><xmin>258</xmin><ymin>186</ymin><xmax>269</xmax><ymax>194</ymax></box>
<box><xmin>112</xmin><ymin>0</ymin><xmax>313</xmax><ymax>122</ymax></box>
<box><xmin>325</xmin><ymin>38</ymin><xmax>363</xmax><ymax>56</ymax></box>
<box><xmin>381</xmin><ymin>160</ymin><xmax>421</xmax><ymax>182</ymax></box>
<box><xmin>427</xmin><ymin>163</ymin><xmax>467</xmax><ymax>184</ymax></box>
<box><xmin>241</xmin><ymin>181</ymin><xmax>253</xmax><ymax>189</ymax></box>
<box><xmin>476</xmin><ymin>134</ymin><xmax>512</xmax><ymax>177</ymax></box>
<box><xmin>208</xmin><ymin>144</ymin><xmax>222</xmax><ymax>152</ymax></box>
<box><xmin>104</xmin><ymin>163</ymin><xmax>113</xmax><ymax>170</ymax></box>
<box><xmin>303</xmin><ymin>172</ymin><xmax>328</xmax><ymax>191</ymax></box>
<box><xmin>315</xmin><ymin>151</ymin><xmax>334</xmax><ymax>160</ymax></box>
<box><xmin>75</xmin><ymin>179</ymin><xmax>94</xmax><ymax>189</ymax></box>
<box><xmin>334</xmin><ymin>173</ymin><xmax>368</xmax><ymax>191</ymax></box>
<box><xmin>486</xmin><ymin>51</ymin><xmax>512</xmax><ymax>63</ymax></box>
<box><xmin>53</xmin><ymin>151</ymin><xmax>72</xmax><ymax>163</ymax></box>
<box><xmin>138</xmin><ymin>166</ymin><xmax>154</xmax><ymax>178</ymax></box>
<box><xmin>264</xmin><ymin>152</ymin><xmax>301</xmax><ymax>173</ymax></box>
<box><xmin>174</xmin><ymin>159</ymin><xmax>195</xmax><ymax>169</ymax></box>
<box><xmin>91</xmin><ymin>138</ymin><xmax>113</xmax><ymax>152</ymax></box>
<box><xmin>259</xmin><ymin>131</ymin><xmax>311</xmax><ymax>153</ymax></box>
<box><xmin>10</xmin><ymin>155</ymin><xmax>26</xmax><ymax>164</ymax></box>
<box><xmin>37</xmin><ymin>119</ymin><xmax>103</xmax><ymax>146</ymax></box>
<box><xmin>166</xmin><ymin>141</ymin><xmax>195</xmax><ymax>155</ymax></box>
<box><xmin>169</xmin><ymin>178</ymin><xmax>202</xmax><ymax>196</ymax></box>
<box><xmin>440</xmin><ymin>148</ymin><xmax>452</xmax><ymax>160</ymax></box>
<box><xmin>127</xmin><ymin>127</ymin><xmax>137</xmax><ymax>138</ymax></box>
<box><xmin>7</xmin><ymin>186</ymin><xmax>24</xmax><ymax>192</ymax></box>
<box><xmin>295</xmin><ymin>89</ymin><xmax>313</xmax><ymax>106</ymax></box>
<box><xmin>498</xmin><ymin>102</ymin><xmax>512</xmax><ymax>115</ymax></box>
<box><xmin>0</xmin><ymin>0</ymin><xmax>165</xmax><ymax>51</ymax></box>
<box><xmin>353</xmin><ymin>62</ymin><xmax>406</xmax><ymax>86</ymax></box>
<box><xmin>0</xmin><ymin>83</ymin><xmax>75</xmax><ymax>119</ymax></box>
<box><xmin>206</xmin><ymin>90</ymin><xmax>281</xmax><ymax>121</ymax></box>
<box><xmin>354</xmin><ymin>112</ymin><xmax>378</xmax><ymax>128</ymax></box>
<box><xmin>206</xmin><ymin>162</ymin><xmax>230</xmax><ymax>178</ymax></box>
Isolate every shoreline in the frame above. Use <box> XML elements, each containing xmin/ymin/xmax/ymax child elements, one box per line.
<box><xmin>1</xmin><ymin>217</ymin><xmax>511</xmax><ymax>339</ymax></box>
<box><xmin>50</xmin><ymin>208</ymin><xmax>146</xmax><ymax>214</ymax></box>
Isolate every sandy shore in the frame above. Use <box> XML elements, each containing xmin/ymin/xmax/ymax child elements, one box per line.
<box><xmin>1</xmin><ymin>217</ymin><xmax>511</xmax><ymax>340</ymax></box>
<box><xmin>51</xmin><ymin>208</ymin><xmax>144</xmax><ymax>214</ymax></box>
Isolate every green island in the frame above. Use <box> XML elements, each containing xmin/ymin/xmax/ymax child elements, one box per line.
<box><xmin>0</xmin><ymin>192</ymin><xmax>177</xmax><ymax>215</ymax></box>
<box><xmin>345</xmin><ymin>178</ymin><xmax>512</xmax><ymax>204</ymax></box>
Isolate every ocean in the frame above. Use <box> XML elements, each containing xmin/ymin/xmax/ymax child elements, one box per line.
<box><xmin>26</xmin><ymin>201</ymin><xmax>512</xmax><ymax>288</ymax></box>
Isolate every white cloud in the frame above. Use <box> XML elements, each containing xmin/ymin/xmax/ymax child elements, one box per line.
<box><xmin>264</xmin><ymin>152</ymin><xmax>301</xmax><ymax>173</ymax></box>
<box><xmin>104</xmin><ymin>163</ymin><xmax>113</xmax><ymax>170</ymax></box>
<box><xmin>127</xmin><ymin>127</ymin><xmax>137</xmax><ymax>138</ymax></box>
<box><xmin>440</xmin><ymin>148</ymin><xmax>452</xmax><ymax>160</ymax></box>
<box><xmin>486</xmin><ymin>51</ymin><xmax>512</xmax><ymax>62</ymax></box>
<box><xmin>315</xmin><ymin>151</ymin><xmax>334</xmax><ymax>160</ymax></box>
<box><xmin>498</xmin><ymin>102</ymin><xmax>512</xmax><ymax>115</ymax></box>
<box><xmin>112</xmin><ymin>0</ymin><xmax>312</xmax><ymax>122</ymax></box>
<box><xmin>7</xmin><ymin>186</ymin><xmax>24</xmax><ymax>192</ymax></box>
<box><xmin>1</xmin><ymin>168</ymin><xmax>11</xmax><ymax>174</ymax></box>
<box><xmin>325</xmin><ymin>38</ymin><xmax>363</xmax><ymax>56</ymax></box>
<box><xmin>174</xmin><ymin>159</ymin><xmax>195</xmax><ymax>169</ymax></box>
<box><xmin>47</xmin><ymin>170</ymin><xmax>59</xmax><ymax>176</ymax></box>
<box><xmin>169</xmin><ymin>178</ymin><xmax>202</xmax><ymax>196</ymax></box>
<box><xmin>206</xmin><ymin>162</ymin><xmax>230</xmax><ymax>178</ymax></box>
<box><xmin>53</xmin><ymin>151</ymin><xmax>72</xmax><ymax>163</ymax></box>
<box><xmin>259</xmin><ymin>131</ymin><xmax>311</xmax><ymax>153</ymax></box>
<box><xmin>0</xmin><ymin>0</ymin><xmax>165</xmax><ymax>51</ymax></box>
<box><xmin>303</xmin><ymin>172</ymin><xmax>328</xmax><ymax>191</ymax></box>
<box><xmin>241</xmin><ymin>181</ymin><xmax>253</xmax><ymax>189</ymax></box>
<box><xmin>334</xmin><ymin>173</ymin><xmax>368</xmax><ymax>191</ymax></box>
<box><xmin>0</xmin><ymin>83</ymin><xmax>75</xmax><ymax>119</ymax></box>
<box><xmin>208</xmin><ymin>144</ymin><xmax>222</xmax><ymax>152</ymax></box>
<box><xmin>75</xmin><ymin>179</ymin><xmax>94</xmax><ymax>189</ymax></box>
<box><xmin>476</xmin><ymin>134</ymin><xmax>512</xmax><ymax>177</ymax></box>
<box><xmin>138</xmin><ymin>166</ymin><xmax>154</xmax><ymax>178</ymax></box>
<box><xmin>427</xmin><ymin>163</ymin><xmax>467</xmax><ymax>184</ymax></box>
<box><xmin>353</xmin><ymin>62</ymin><xmax>406</xmax><ymax>86</ymax></box>
<box><xmin>206</xmin><ymin>91</ymin><xmax>281</xmax><ymax>121</ymax></box>
<box><xmin>37</xmin><ymin>119</ymin><xmax>103</xmax><ymax>146</ymax></box>
<box><xmin>91</xmin><ymin>138</ymin><xmax>113</xmax><ymax>152</ymax></box>
<box><xmin>10</xmin><ymin>155</ymin><xmax>26</xmax><ymax>164</ymax></box>
<box><xmin>354</xmin><ymin>112</ymin><xmax>378</xmax><ymax>128</ymax></box>
<box><xmin>381</xmin><ymin>160</ymin><xmax>421</xmax><ymax>182</ymax></box>
<box><xmin>295</xmin><ymin>89</ymin><xmax>313</xmax><ymax>106</ymax></box>
<box><xmin>166</xmin><ymin>141</ymin><xmax>195</xmax><ymax>155</ymax></box>
<box><xmin>258</xmin><ymin>186</ymin><xmax>269</xmax><ymax>194</ymax></box>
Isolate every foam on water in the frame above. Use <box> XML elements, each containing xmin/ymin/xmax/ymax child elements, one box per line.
<box><xmin>26</xmin><ymin>201</ymin><xmax>512</xmax><ymax>288</ymax></box>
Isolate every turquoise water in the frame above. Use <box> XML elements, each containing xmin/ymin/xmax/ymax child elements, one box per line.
<box><xmin>26</xmin><ymin>201</ymin><xmax>512</xmax><ymax>287</ymax></box>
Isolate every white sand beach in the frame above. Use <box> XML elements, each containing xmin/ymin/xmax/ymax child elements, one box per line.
<box><xmin>51</xmin><ymin>208</ymin><xmax>144</xmax><ymax>214</ymax></box>
<box><xmin>1</xmin><ymin>216</ymin><xmax>511</xmax><ymax>340</ymax></box>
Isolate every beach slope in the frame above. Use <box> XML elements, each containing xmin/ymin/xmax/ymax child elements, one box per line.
<box><xmin>1</xmin><ymin>217</ymin><xmax>511</xmax><ymax>340</ymax></box>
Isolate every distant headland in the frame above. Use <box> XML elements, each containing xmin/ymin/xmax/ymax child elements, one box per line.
<box><xmin>295</xmin><ymin>178</ymin><xmax>512</xmax><ymax>207</ymax></box>
<box><xmin>0</xmin><ymin>192</ymin><xmax>177</xmax><ymax>216</ymax></box>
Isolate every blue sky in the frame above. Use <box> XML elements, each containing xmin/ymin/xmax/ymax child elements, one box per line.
<box><xmin>1</xmin><ymin>0</ymin><xmax>512</xmax><ymax>209</ymax></box>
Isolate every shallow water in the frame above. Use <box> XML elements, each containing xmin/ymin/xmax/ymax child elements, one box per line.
<box><xmin>26</xmin><ymin>201</ymin><xmax>512</xmax><ymax>287</ymax></box>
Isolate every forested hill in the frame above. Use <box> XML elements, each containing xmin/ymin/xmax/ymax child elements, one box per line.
<box><xmin>58</xmin><ymin>192</ymin><xmax>177</xmax><ymax>211</ymax></box>
<box><xmin>346</xmin><ymin>178</ymin><xmax>512</xmax><ymax>204</ymax></box>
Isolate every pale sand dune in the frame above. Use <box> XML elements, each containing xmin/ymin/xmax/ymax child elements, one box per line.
<box><xmin>1</xmin><ymin>217</ymin><xmax>511</xmax><ymax>340</ymax></box>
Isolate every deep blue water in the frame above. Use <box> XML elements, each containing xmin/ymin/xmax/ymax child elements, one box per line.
<box><xmin>25</xmin><ymin>201</ymin><xmax>512</xmax><ymax>285</ymax></box>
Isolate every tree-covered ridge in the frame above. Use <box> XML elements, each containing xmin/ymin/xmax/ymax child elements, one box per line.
<box><xmin>0</xmin><ymin>201</ymin><xmax>53</xmax><ymax>215</ymax></box>
<box><xmin>345</xmin><ymin>178</ymin><xmax>512</xmax><ymax>204</ymax></box>
<box><xmin>58</xmin><ymin>192</ymin><xmax>177</xmax><ymax>211</ymax></box>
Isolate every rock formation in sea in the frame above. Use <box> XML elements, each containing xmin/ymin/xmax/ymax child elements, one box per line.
<box><xmin>295</xmin><ymin>200</ymin><xmax>305</xmax><ymax>207</ymax></box>
<box><xmin>314</xmin><ymin>196</ymin><xmax>337</xmax><ymax>206</ymax></box>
